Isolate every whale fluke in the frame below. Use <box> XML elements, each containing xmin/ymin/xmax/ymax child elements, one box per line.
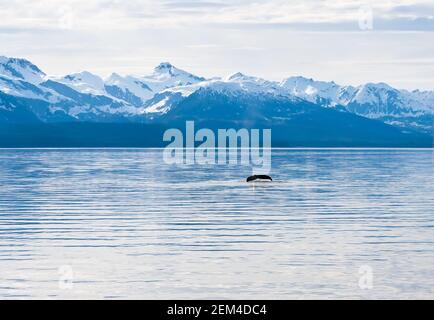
<box><xmin>246</xmin><ymin>175</ymin><xmax>272</xmax><ymax>182</ymax></box>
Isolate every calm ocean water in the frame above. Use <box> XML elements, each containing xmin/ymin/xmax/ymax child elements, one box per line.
<box><xmin>0</xmin><ymin>149</ymin><xmax>433</xmax><ymax>299</ymax></box>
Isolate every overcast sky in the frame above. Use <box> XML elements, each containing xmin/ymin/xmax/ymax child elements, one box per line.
<box><xmin>1</xmin><ymin>0</ymin><xmax>434</xmax><ymax>90</ymax></box>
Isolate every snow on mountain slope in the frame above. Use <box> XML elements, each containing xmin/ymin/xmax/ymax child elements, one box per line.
<box><xmin>162</xmin><ymin>72</ymin><xmax>296</xmax><ymax>99</ymax></box>
<box><xmin>344</xmin><ymin>82</ymin><xmax>434</xmax><ymax>121</ymax></box>
<box><xmin>0</xmin><ymin>56</ymin><xmax>46</xmax><ymax>84</ymax></box>
<box><xmin>0</xmin><ymin>55</ymin><xmax>432</xmax><ymax>133</ymax></box>
<box><xmin>397</xmin><ymin>89</ymin><xmax>434</xmax><ymax>114</ymax></box>
<box><xmin>279</xmin><ymin>76</ymin><xmax>433</xmax><ymax>131</ymax></box>
<box><xmin>280</xmin><ymin>76</ymin><xmax>351</xmax><ymax>106</ymax></box>
<box><xmin>54</xmin><ymin>71</ymin><xmax>106</xmax><ymax>95</ymax></box>
<box><xmin>0</xmin><ymin>75</ymin><xmax>56</xmax><ymax>101</ymax></box>
<box><xmin>105</xmin><ymin>73</ymin><xmax>153</xmax><ymax>106</ymax></box>
<box><xmin>147</xmin><ymin>76</ymin><xmax>272</xmax><ymax>114</ymax></box>
<box><xmin>40</xmin><ymin>79</ymin><xmax>144</xmax><ymax>120</ymax></box>
<box><xmin>346</xmin><ymin>83</ymin><xmax>434</xmax><ymax>131</ymax></box>
<box><xmin>280</xmin><ymin>76</ymin><xmax>434</xmax><ymax>115</ymax></box>
<box><xmin>140</xmin><ymin>62</ymin><xmax>206</xmax><ymax>92</ymax></box>
<box><xmin>225</xmin><ymin>72</ymin><xmax>286</xmax><ymax>95</ymax></box>
<box><xmin>149</xmin><ymin>72</ymin><xmax>307</xmax><ymax>114</ymax></box>
<box><xmin>349</xmin><ymin>83</ymin><xmax>402</xmax><ymax>114</ymax></box>
<box><xmin>48</xmin><ymin>62</ymin><xmax>206</xmax><ymax>108</ymax></box>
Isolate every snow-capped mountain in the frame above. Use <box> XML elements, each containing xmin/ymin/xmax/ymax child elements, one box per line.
<box><xmin>53</xmin><ymin>62</ymin><xmax>208</xmax><ymax>111</ymax></box>
<box><xmin>141</xmin><ymin>62</ymin><xmax>206</xmax><ymax>92</ymax></box>
<box><xmin>0</xmin><ymin>56</ymin><xmax>46</xmax><ymax>84</ymax></box>
<box><xmin>101</xmin><ymin>62</ymin><xmax>206</xmax><ymax>109</ymax></box>
<box><xmin>0</xmin><ymin>56</ymin><xmax>58</xmax><ymax>102</ymax></box>
<box><xmin>280</xmin><ymin>76</ymin><xmax>345</xmax><ymax>106</ymax></box>
<box><xmin>54</xmin><ymin>71</ymin><xmax>106</xmax><ymax>95</ymax></box>
<box><xmin>105</xmin><ymin>73</ymin><xmax>153</xmax><ymax>106</ymax></box>
<box><xmin>279</xmin><ymin>76</ymin><xmax>433</xmax><ymax>132</ymax></box>
<box><xmin>0</xmin><ymin>55</ymin><xmax>432</xmax><ymax>137</ymax></box>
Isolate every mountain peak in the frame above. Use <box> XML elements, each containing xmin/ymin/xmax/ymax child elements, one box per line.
<box><xmin>144</xmin><ymin>62</ymin><xmax>205</xmax><ymax>92</ymax></box>
<box><xmin>280</xmin><ymin>76</ymin><xmax>341</xmax><ymax>90</ymax></box>
<box><xmin>281</xmin><ymin>76</ymin><xmax>314</xmax><ymax>85</ymax></box>
<box><xmin>362</xmin><ymin>82</ymin><xmax>395</xmax><ymax>91</ymax></box>
<box><xmin>227</xmin><ymin>72</ymin><xmax>265</xmax><ymax>83</ymax></box>
<box><xmin>62</xmin><ymin>71</ymin><xmax>104</xmax><ymax>87</ymax></box>
<box><xmin>64</xmin><ymin>70</ymin><xmax>102</xmax><ymax>81</ymax></box>
<box><xmin>58</xmin><ymin>70</ymin><xmax>105</xmax><ymax>95</ymax></box>
<box><xmin>0</xmin><ymin>56</ymin><xmax>44</xmax><ymax>73</ymax></box>
<box><xmin>152</xmin><ymin>62</ymin><xmax>191</xmax><ymax>79</ymax></box>
<box><xmin>0</xmin><ymin>55</ymin><xmax>45</xmax><ymax>83</ymax></box>
<box><xmin>106</xmin><ymin>72</ymin><xmax>123</xmax><ymax>81</ymax></box>
<box><xmin>228</xmin><ymin>72</ymin><xmax>246</xmax><ymax>79</ymax></box>
<box><xmin>154</xmin><ymin>62</ymin><xmax>175</xmax><ymax>73</ymax></box>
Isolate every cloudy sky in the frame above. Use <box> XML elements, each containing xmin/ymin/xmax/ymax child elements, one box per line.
<box><xmin>1</xmin><ymin>0</ymin><xmax>434</xmax><ymax>90</ymax></box>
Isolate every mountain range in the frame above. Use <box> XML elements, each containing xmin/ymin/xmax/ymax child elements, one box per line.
<box><xmin>0</xmin><ymin>55</ymin><xmax>432</xmax><ymax>147</ymax></box>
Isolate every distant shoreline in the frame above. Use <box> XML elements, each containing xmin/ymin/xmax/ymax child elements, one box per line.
<box><xmin>1</xmin><ymin>122</ymin><xmax>431</xmax><ymax>148</ymax></box>
<box><xmin>0</xmin><ymin>147</ymin><xmax>433</xmax><ymax>150</ymax></box>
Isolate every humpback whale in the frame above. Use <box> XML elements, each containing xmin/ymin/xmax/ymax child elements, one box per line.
<box><xmin>246</xmin><ymin>175</ymin><xmax>272</xmax><ymax>182</ymax></box>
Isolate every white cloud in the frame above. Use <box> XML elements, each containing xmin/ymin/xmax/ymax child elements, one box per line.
<box><xmin>1</xmin><ymin>0</ymin><xmax>434</xmax><ymax>90</ymax></box>
<box><xmin>2</xmin><ymin>0</ymin><xmax>434</xmax><ymax>31</ymax></box>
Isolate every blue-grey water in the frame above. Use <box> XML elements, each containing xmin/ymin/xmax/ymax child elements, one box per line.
<box><xmin>0</xmin><ymin>149</ymin><xmax>433</xmax><ymax>299</ymax></box>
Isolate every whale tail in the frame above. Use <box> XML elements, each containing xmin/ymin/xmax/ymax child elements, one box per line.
<box><xmin>246</xmin><ymin>175</ymin><xmax>272</xmax><ymax>182</ymax></box>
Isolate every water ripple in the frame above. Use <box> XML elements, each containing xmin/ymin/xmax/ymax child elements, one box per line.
<box><xmin>0</xmin><ymin>149</ymin><xmax>433</xmax><ymax>299</ymax></box>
